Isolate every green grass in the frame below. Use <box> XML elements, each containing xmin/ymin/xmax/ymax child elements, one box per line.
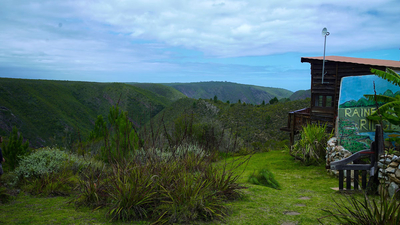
<box><xmin>0</xmin><ymin>149</ymin><xmax>343</xmax><ymax>224</ymax></box>
<box><xmin>210</xmin><ymin>149</ymin><xmax>340</xmax><ymax>225</ymax></box>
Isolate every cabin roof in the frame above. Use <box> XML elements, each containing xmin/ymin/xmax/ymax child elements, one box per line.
<box><xmin>301</xmin><ymin>56</ymin><xmax>400</xmax><ymax>69</ymax></box>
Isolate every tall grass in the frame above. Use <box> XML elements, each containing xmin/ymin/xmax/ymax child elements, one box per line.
<box><xmin>291</xmin><ymin>123</ymin><xmax>333</xmax><ymax>165</ymax></box>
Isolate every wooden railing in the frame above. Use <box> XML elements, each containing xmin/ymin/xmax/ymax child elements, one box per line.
<box><xmin>330</xmin><ymin>124</ymin><xmax>384</xmax><ymax>191</ymax></box>
<box><xmin>280</xmin><ymin>108</ymin><xmax>311</xmax><ymax>145</ymax></box>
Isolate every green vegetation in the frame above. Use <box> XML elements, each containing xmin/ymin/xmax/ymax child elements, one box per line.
<box><xmin>2</xmin><ymin>126</ymin><xmax>30</xmax><ymax>170</ymax></box>
<box><xmin>269</xmin><ymin>96</ymin><xmax>279</xmax><ymax>104</ymax></box>
<box><xmin>127</xmin><ymin>83</ymin><xmax>187</xmax><ymax>102</ymax></box>
<box><xmin>163</xmin><ymin>81</ymin><xmax>293</xmax><ymax>104</ymax></box>
<box><xmin>321</xmin><ymin>193</ymin><xmax>400</xmax><ymax>225</ymax></box>
<box><xmin>248</xmin><ymin>167</ymin><xmax>281</xmax><ymax>189</ymax></box>
<box><xmin>0</xmin><ymin>78</ymin><xmax>172</xmax><ymax>147</ymax></box>
<box><xmin>289</xmin><ymin>89</ymin><xmax>311</xmax><ymax>100</ymax></box>
<box><xmin>1</xmin><ymin>149</ymin><xmax>345</xmax><ymax>225</ymax></box>
<box><xmin>148</xmin><ymin>97</ymin><xmax>309</xmax><ymax>154</ymax></box>
<box><xmin>0</xmin><ymin>78</ymin><xmax>346</xmax><ymax>224</ymax></box>
<box><xmin>291</xmin><ymin>123</ymin><xmax>333</xmax><ymax>165</ymax></box>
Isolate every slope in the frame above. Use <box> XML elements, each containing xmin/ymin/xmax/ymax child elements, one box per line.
<box><xmin>127</xmin><ymin>83</ymin><xmax>187</xmax><ymax>101</ymax></box>
<box><xmin>163</xmin><ymin>81</ymin><xmax>293</xmax><ymax>104</ymax></box>
<box><xmin>0</xmin><ymin>78</ymin><xmax>171</xmax><ymax>147</ymax></box>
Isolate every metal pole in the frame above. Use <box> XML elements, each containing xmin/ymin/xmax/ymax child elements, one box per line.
<box><xmin>322</xmin><ymin>35</ymin><xmax>327</xmax><ymax>84</ymax></box>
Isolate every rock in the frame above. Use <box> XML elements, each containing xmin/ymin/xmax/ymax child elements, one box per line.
<box><xmin>335</xmin><ymin>146</ymin><xmax>344</xmax><ymax>152</ymax></box>
<box><xmin>389</xmin><ymin>162</ymin><xmax>399</xmax><ymax>168</ymax></box>
<box><xmin>388</xmin><ymin>182</ymin><xmax>399</xmax><ymax>198</ymax></box>
<box><xmin>378</xmin><ymin>162</ymin><xmax>386</xmax><ymax>169</ymax></box>
<box><xmin>343</xmin><ymin>153</ymin><xmax>352</xmax><ymax>158</ymax></box>
<box><xmin>386</xmin><ymin>167</ymin><xmax>396</xmax><ymax>173</ymax></box>
<box><xmin>389</xmin><ymin>174</ymin><xmax>400</xmax><ymax>184</ymax></box>
<box><xmin>396</xmin><ymin>169</ymin><xmax>400</xmax><ymax>178</ymax></box>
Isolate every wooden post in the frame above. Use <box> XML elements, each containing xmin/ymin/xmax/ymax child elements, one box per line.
<box><xmin>346</xmin><ymin>170</ymin><xmax>351</xmax><ymax>190</ymax></box>
<box><xmin>354</xmin><ymin>170</ymin><xmax>359</xmax><ymax>190</ymax></box>
<box><xmin>339</xmin><ymin>170</ymin><xmax>344</xmax><ymax>190</ymax></box>
<box><xmin>290</xmin><ymin>114</ymin><xmax>295</xmax><ymax>146</ymax></box>
<box><xmin>372</xmin><ymin>124</ymin><xmax>383</xmax><ymax>190</ymax></box>
<box><xmin>362</xmin><ymin>170</ymin><xmax>367</xmax><ymax>189</ymax></box>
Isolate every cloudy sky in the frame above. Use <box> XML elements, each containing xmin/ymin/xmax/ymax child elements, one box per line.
<box><xmin>0</xmin><ymin>0</ymin><xmax>399</xmax><ymax>91</ymax></box>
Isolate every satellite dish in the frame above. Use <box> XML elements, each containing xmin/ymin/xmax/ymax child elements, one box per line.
<box><xmin>322</xmin><ymin>27</ymin><xmax>329</xmax><ymax>36</ymax></box>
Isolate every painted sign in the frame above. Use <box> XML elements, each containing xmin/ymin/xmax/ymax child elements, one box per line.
<box><xmin>338</xmin><ymin>75</ymin><xmax>400</xmax><ymax>152</ymax></box>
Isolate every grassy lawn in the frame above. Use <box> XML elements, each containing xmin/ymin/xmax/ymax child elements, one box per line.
<box><xmin>0</xmin><ymin>149</ymin><xmax>342</xmax><ymax>224</ymax></box>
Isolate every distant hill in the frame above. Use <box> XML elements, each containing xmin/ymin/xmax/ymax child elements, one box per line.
<box><xmin>127</xmin><ymin>83</ymin><xmax>187</xmax><ymax>102</ymax></box>
<box><xmin>289</xmin><ymin>89</ymin><xmax>311</xmax><ymax>100</ymax></box>
<box><xmin>0</xmin><ymin>78</ymin><xmax>172</xmax><ymax>147</ymax></box>
<box><xmin>163</xmin><ymin>81</ymin><xmax>293</xmax><ymax>104</ymax></box>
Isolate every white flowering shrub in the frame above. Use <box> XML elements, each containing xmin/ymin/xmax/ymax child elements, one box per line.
<box><xmin>14</xmin><ymin>147</ymin><xmax>103</xmax><ymax>181</ymax></box>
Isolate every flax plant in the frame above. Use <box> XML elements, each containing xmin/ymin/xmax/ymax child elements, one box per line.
<box><xmin>291</xmin><ymin>123</ymin><xmax>333</xmax><ymax>165</ymax></box>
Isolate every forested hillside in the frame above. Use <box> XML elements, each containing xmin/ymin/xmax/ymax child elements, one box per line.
<box><xmin>0</xmin><ymin>78</ymin><xmax>173</xmax><ymax>147</ymax></box>
<box><xmin>127</xmin><ymin>83</ymin><xmax>187</xmax><ymax>101</ymax></box>
<box><xmin>289</xmin><ymin>89</ymin><xmax>311</xmax><ymax>100</ymax></box>
<box><xmin>163</xmin><ymin>81</ymin><xmax>293</xmax><ymax>104</ymax></box>
<box><xmin>145</xmin><ymin>97</ymin><xmax>310</xmax><ymax>151</ymax></box>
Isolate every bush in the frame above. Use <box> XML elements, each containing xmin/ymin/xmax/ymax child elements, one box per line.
<box><xmin>2</xmin><ymin>126</ymin><xmax>30</xmax><ymax>170</ymax></box>
<box><xmin>14</xmin><ymin>147</ymin><xmax>103</xmax><ymax>196</ymax></box>
<box><xmin>14</xmin><ymin>147</ymin><xmax>103</xmax><ymax>181</ymax></box>
<box><xmin>291</xmin><ymin>123</ymin><xmax>333</xmax><ymax>165</ymax></box>
<box><xmin>248</xmin><ymin>167</ymin><xmax>281</xmax><ymax>189</ymax></box>
<box><xmin>73</xmin><ymin>144</ymin><xmax>247</xmax><ymax>223</ymax></box>
<box><xmin>320</xmin><ymin>193</ymin><xmax>400</xmax><ymax>225</ymax></box>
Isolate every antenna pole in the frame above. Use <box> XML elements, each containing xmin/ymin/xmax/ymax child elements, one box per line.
<box><xmin>322</xmin><ymin>31</ymin><xmax>330</xmax><ymax>84</ymax></box>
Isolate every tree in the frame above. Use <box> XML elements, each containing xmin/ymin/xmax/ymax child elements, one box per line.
<box><xmin>2</xmin><ymin>126</ymin><xmax>30</xmax><ymax>170</ymax></box>
<box><xmin>269</xmin><ymin>97</ymin><xmax>279</xmax><ymax>105</ymax></box>
<box><xmin>213</xmin><ymin>95</ymin><xmax>218</xmax><ymax>103</ymax></box>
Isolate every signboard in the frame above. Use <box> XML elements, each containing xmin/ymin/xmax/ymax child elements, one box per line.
<box><xmin>338</xmin><ymin>75</ymin><xmax>400</xmax><ymax>152</ymax></box>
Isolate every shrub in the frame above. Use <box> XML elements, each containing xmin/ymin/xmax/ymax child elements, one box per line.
<box><xmin>291</xmin><ymin>123</ymin><xmax>333</xmax><ymax>165</ymax></box>
<box><xmin>14</xmin><ymin>147</ymin><xmax>103</xmax><ymax>196</ymax></box>
<box><xmin>23</xmin><ymin>167</ymin><xmax>77</xmax><ymax>196</ymax></box>
<box><xmin>248</xmin><ymin>167</ymin><xmax>281</xmax><ymax>189</ymax></box>
<box><xmin>320</xmin><ymin>193</ymin><xmax>400</xmax><ymax>225</ymax></box>
<box><xmin>72</xmin><ymin>144</ymin><xmax>247</xmax><ymax>224</ymax></box>
<box><xmin>2</xmin><ymin>126</ymin><xmax>30</xmax><ymax>170</ymax></box>
<box><xmin>14</xmin><ymin>147</ymin><xmax>102</xmax><ymax>181</ymax></box>
<box><xmin>73</xmin><ymin>165</ymin><xmax>109</xmax><ymax>208</ymax></box>
<box><xmin>0</xmin><ymin>186</ymin><xmax>13</xmax><ymax>203</ymax></box>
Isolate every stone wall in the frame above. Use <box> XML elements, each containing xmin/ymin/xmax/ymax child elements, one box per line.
<box><xmin>378</xmin><ymin>154</ymin><xmax>400</xmax><ymax>198</ymax></box>
<box><xmin>326</xmin><ymin>137</ymin><xmax>353</xmax><ymax>176</ymax></box>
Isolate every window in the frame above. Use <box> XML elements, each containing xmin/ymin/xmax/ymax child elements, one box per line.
<box><xmin>314</xmin><ymin>95</ymin><xmax>333</xmax><ymax>107</ymax></box>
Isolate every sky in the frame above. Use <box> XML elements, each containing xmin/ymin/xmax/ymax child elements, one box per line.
<box><xmin>0</xmin><ymin>0</ymin><xmax>399</xmax><ymax>92</ymax></box>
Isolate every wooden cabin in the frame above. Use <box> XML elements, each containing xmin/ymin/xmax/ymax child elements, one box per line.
<box><xmin>281</xmin><ymin>56</ymin><xmax>400</xmax><ymax>145</ymax></box>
